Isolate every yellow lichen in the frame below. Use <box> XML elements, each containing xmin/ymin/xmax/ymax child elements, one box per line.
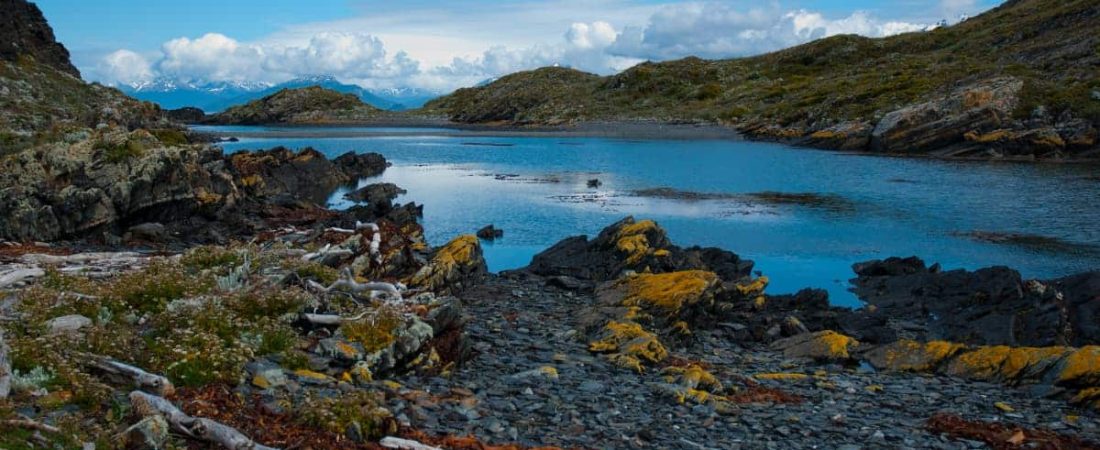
<box><xmin>539</xmin><ymin>366</ymin><xmax>560</xmax><ymax>379</ymax></box>
<box><xmin>754</xmin><ymin>373</ymin><xmax>809</xmax><ymax>381</ymax></box>
<box><xmin>736</xmin><ymin>276</ymin><xmax>769</xmax><ymax>296</ymax></box>
<box><xmin>618</xmin><ymin>270</ymin><xmax>718</xmax><ymax>316</ymax></box>
<box><xmin>408</xmin><ymin>235</ymin><xmax>481</xmax><ymax>289</ymax></box>
<box><xmin>1058</xmin><ymin>346</ymin><xmax>1100</xmax><ymax>386</ymax></box>
<box><xmin>614</xmin><ymin>219</ymin><xmax>660</xmax><ymax>264</ymax></box>
<box><xmin>662</xmin><ymin>365</ymin><xmax>723</xmax><ymax>393</ymax></box>
<box><xmin>588</xmin><ymin>320</ymin><xmax>668</xmax><ymax>372</ymax></box>
<box><xmin>947</xmin><ymin>346</ymin><xmax>1013</xmax><ymax>380</ymax></box>
<box><xmin>865</xmin><ymin>385</ymin><xmax>883</xmax><ymax>393</ymax></box>
<box><xmin>294</xmin><ymin>369</ymin><xmax>332</xmax><ymax>382</ymax></box>
<box><xmin>653</xmin><ymin>249</ymin><xmax>671</xmax><ymax>257</ymax></box>
<box><xmin>1071</xmin><ymin>388</ymin><xmax>1100</xmax><ymax>409</ymax></box>
<box><xmin>1001</xmin><ymin>346</ymin><xmax>1071</xmax><ymax>380</ymax></box>
<box><xmin>240</xmin><ymin>174</ymin><xmax>263</xmax><ymax>187</ymax></box>
<box><xmin>877</xmin><ymin>340</ymin><xmax>964</xmax><ymax>372</ymax></box>
<box><xmin>994</xmin><ymin>402</ymin><xmax>1015</xmax><ymax>412</ymax></box>
<box><xmin>816</xmin><ymin>331</ymin><xmax>858</xmax><ymax>359</ymax></box>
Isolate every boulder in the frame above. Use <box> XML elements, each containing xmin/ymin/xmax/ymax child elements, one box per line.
<box><xmin>344</xmin><ymin>183</ymin><xmax>406</xmax><ymax>218</ymax></box>
<box><xmin>407</xmin><ymin>235</ymin><xmax>487</xmax><ymax>295</ymax></box>
<box><xmin>525</xmin><ymin>216</ymin><xmax>753</xmax><ymax>282</ymax></box>
<box><xmin>770</xmin><ymin>330</ymin><xmax>859</xmax><ymax>362</ymax></box>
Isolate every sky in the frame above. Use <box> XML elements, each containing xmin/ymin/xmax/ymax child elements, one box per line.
<box><xmin>37</xmin><ymin>0</ymin><xmax>1002</xmax><ymax>92</ymax></box>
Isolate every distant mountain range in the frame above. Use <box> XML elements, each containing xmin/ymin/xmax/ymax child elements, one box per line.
<box><xmin>118</xmin><ymin>75</ymin><xmax>441</xmax><ymax>112</ymax></box>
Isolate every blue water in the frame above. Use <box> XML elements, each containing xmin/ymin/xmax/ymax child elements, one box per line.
<box><xmin>207</xmin><ymin>126</ymin><xmax>1100</xmax><ymax>307</ymax></box>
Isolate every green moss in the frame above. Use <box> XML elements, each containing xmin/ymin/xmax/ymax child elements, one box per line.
<box><xmin>104</xmin><ymin>261</ymin><xmax>212</xmax><ymax>314</ymax></box>
<box><xmin>295</xmin><ymin>391</ymin><xmax>395</xmax><ymax>440</ymax></box>
<box><xmin>94</xmin><ymin>137</ymin><xmax>145</xmax><ymax>163</ymax></box>
<box><xmin>181</xmin><ymin>245</ymin><xmax>244</xmax><ymax>271</ymax></box>
<box><xmin>150</xmin><ymin>128</ymin><xmax>188</xmax><ymax>146</ymax></box>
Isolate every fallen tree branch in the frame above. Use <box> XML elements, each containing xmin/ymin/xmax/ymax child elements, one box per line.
<box><xmin>84</xmin><ymin>355</ymin><xmax>174</xmax><ymax>396</ymax></box>
<box><xmin>300</xmin><ymin>244</ymin><xmax>354</xmax><ymax>265</ymax></box>
<box><xmin>130</xmin><ymin>391</ymin><xmax>278</xmax><ymax>450</ymax></box>
<box><xmin>306</xmin><ymin>268</ymin><xmax>402</xmax><ymax>301</ymax></box>
<box><xmin>2</xmin><ymin>417</ymin><xmax>61</xmax><ymax>434</ymax></box>
<box><xmin>300</xmin><ymin>310</ymin><xmax>371</xmax><ymax>326</ymax></box>
<box><xmin>380</xmin><ymin>437</ymin><xmax>442</xmax><ymax>450</ymax></box>
<box><xmin>0</xmin><ymin>268</ymin><xmax>45</xmax><ymax>289</ymax></box>
<box><xmin>21</xmin><ymin>252</ymin><xmax>143</xmax><ymax>265</ymax></box>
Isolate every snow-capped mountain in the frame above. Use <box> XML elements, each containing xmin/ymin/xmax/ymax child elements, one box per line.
<box><xmin>120</xmin><ymin>75</ymin><xmax>443</xmax><ymax>112</ymax></box>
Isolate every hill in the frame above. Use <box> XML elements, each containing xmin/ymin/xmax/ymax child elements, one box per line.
<box><xmin>120</xmin><ymin>75</ymin><xmax>441</xmax><ymax>112</ymax></box>
<box><xmin>205</xmin><ymin>86</ymin><xmax>385</xmax><ymax>124</ymax></box>
<box><xmin>425</xmin><ymin>0</ymin><xmax>1100</xmax><ymax>159</ymax></box>
<box><xmin>0</xmin><ymin>0</ymin><xmax>168</xmax><ymax>155</ymax></box>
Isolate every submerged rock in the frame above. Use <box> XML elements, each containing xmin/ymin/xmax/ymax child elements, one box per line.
<box><xmin>476</xmin><ymin>224</ymin><xmax>504</xmax><ymax>240</ymax></box>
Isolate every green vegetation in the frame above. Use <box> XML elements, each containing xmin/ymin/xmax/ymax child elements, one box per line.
<box><xmin>425</xmin><ymin>0</ymin><xmax>1100</xmax><ymax>132</ymax></box>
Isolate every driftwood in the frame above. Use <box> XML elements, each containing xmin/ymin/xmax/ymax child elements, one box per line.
<box><xmin>21</xmin><ymin>252</ymin><xmax>143</xmax><ymax>265</ymax></box>
<box><xmin>357</xmin><ymin>222</ymin><xmax>382</xmax><ymax>264</ymax></box>
<box><xmin>380</xmin><ymin>436</ymin><xmax>442</xmax><ymax>450</ymax></box>
<box><xmin>2</xmin><ymin>417</ymin><xmax>61</xmax><ymax>434</ymax></box>
<box><xmin>301</xmin><ymin>244</ymin><xmax>354</xmax><ymax>265</ymax></box>
<box><xmin>307</xmin><ymin>268</ymin><xmax>402</xmax><ymax>301</ymax></box>
<box><xmin>130</xmin><ymin>391</ymin><xmax>278</xmax><ymax>450</ymax></box>
<box><xmin>85</xmin><ymin>356</ymin><xmax>175</xmax><ymax>396</ymax></box>
<box><xmin>300</xmin><ymin>310</ymin><xmax>372</xmax><ymax>326</ymax></box>
<box><xmin>0</xmin><ymin>331</ymin><xmax>10</xmax><ymax>399</ymax></box>
<box><xmin>0</xmin><ymin>267</ymin><xmax>45</xmax><ymax>289</ymax></box>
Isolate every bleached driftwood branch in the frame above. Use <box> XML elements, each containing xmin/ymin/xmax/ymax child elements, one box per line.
<box><xmin>380</xmin><ymin>437</ymin><xmax>442</xmax><ymax>450</ymax></box>
<box><xmin>300</xmin><ymin>244</ymin><xmax>354</xmax><ymax>265</ymax></box>
<box><xmin>21</xmin><ymin>252</ymin><xmax>143</xmax><ymax>265</ymax></box>
<box><xmin>85</xmin><ymin>356</ymin><xmax>174</xmax><ymax>396</ymax></box>
<box><xmin>0</xmin><ymin>331</ymin><xmax>10</xmax><ymax>399</ymax></box>
<box><xmin>306</xmin><ymin>268</ymin><xmax>402</xmax><ymax>301</ymax></box>
<box><xmin>130</xmin><ymin>391</ymin><xmax>278</xmax><ymax>450</ymax></box>
<box><xmin>357</xmin><ymin>222</ymin><xmax>383</xmax><ymax>264</ymax></box>
<box><xmin>0</xmin><ymin>268</ymin><xmax>45</xmax><ymax>289</ymax></box>
<box><xmin>2</xmin><ymin>417</ymin><xmax>61</xmax><ymax>434</ymax></box>
<box><xmin>300</xmin><ymin>310</ymin><xmax>371</xmax><ymax>326</ymax></box>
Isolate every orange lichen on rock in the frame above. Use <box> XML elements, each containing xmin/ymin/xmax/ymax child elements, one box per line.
<box><xmin>735</xmin><ymin>276</ymin><xmax>769</xmax><ymax>296</ymax></box>
<box><xmin>770</xmin><ymin>330</ymin><xmax>859</xmax><ymax>361</ymax></box>
<box><xmin>408</xmin><ymin>234</ymin><xmax>485</xmax><ymax>293</ymax></box>
<box><xmin>618</xmin><ymin>270</ymin><xmax>719</xmax><ymax>316</ymax></box>
<box><xmin>864</xmin><ymin>340</ymin><xmax>965</xmax><ymax>372</ymax></box>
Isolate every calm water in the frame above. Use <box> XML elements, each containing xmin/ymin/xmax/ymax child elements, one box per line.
<box><xmin>207</xmin><ymin>126</ymin><xmax>1100</xmax><ymax>307</ymax></box>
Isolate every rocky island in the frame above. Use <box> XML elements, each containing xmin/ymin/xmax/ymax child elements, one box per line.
<box><xmin>1</xmin><ymin>0</ymin><xmax>1100</xmax><ymax>449</ymax></box>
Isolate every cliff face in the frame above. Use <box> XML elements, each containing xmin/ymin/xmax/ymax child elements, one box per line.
<box><xmin>0</xmin><ymin>0</ymin><xmax>79</xmax><ymax>77</ymax></box>
<box><xmin>205</xmin><ymin>86</ymin><xmax>383</xmax><ymax>125</ymax></box>
<box><xmin>426</xmin><ymin>0</ymin><xmax>1100</xmax><ymax>159</ymax></box>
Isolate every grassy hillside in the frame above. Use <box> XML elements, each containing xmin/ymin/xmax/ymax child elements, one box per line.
<box><xmin>425</xmin><ymin>0</ymin><xmax>1100</xmax><ymax>157</ymax></box>
<box><xmin>207</xmin><ymin>86</ymin><xmax>384</xmax><ymax>125</ymax></box>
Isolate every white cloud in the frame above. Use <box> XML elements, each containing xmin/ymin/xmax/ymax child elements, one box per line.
<box><xmin>94</xmin><ymin>49</ymin><xmax>155</xmax><ymax>85</ymax></box>
<box><xmin>90</xmin><ymin>2</ymin><xmax>936</xmax><ymax>93</ymax></box>
<box><xmin>940</xmin><ymin>0</ymin><xmax>979</xmax><ymax>18</ymax></box>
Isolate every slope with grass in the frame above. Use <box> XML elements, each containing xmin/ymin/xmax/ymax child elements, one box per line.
<box><xmin>205</xmin><ymin>86</ymin><xmax>385</xmax><ymax>125</ymax></box>
<box><xmin>425</xmin><ymin>0</ymin><xmax>1100</xmax><ymax>159</ymax></box>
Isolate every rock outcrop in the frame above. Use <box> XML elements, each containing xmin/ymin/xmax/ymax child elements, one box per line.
<box><xmin>229</xmin><ymin>147</ymin><xmax>387</xmax><ymax>205</ymax></box>
<box><xmin>0</xmin><ymin>0</ymin><xmax>79</xmax><ymax>77</ymax></box>
<box><xmin>407</xmin><ymin>235</ymin><xmax>488</xmax><ymax>295</ymax></box>
<box><xmin>525</xmin><ymin>216</ymin><xmax>754</xmax><ymax>282</ymax></box>
<box><xmin>850</xmin><ymin>257</ymin><xmax>1100</xmax><ymax>347</ymax></box>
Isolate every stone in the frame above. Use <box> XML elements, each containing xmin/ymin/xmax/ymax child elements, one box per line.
<box><xmin>408</xmin><ymin>235</ymin><xmax>488</xmax><ymax>295</ymax></box>
<box><xmin>122</xmin><ymin>415</ymin><xmax>170</xmax><ymax>450</ymax></box>
<box><xmin>251</xmin><ymin>368</ymin><xmax>288</xmax><ymax>389</ymax></box>
<box><xmin>476</xmin><ymin>224</ymin><xmax>504</xmax><ymax>240</ymax></box>
<box><xmin>769</xmin><ymin>330</ymin><xmax>859</xmax><ymax>362</ymax></box>
<box><xmin>45</xmin><ymin>315</ymin><xmax>92</xmax><ymax>335</ymax></box>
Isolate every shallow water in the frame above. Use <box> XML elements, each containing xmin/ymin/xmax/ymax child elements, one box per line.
<box><xmin>208</xmin><ymin>126</ymin><xmax>1100</xmax><ymax>307</ymax></box>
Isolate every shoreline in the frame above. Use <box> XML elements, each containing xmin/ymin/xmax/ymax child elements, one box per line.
<box><xmin>193</xmin><ymin>118</ymin><xmax>1100</xmax><ymax>164</ymax></box>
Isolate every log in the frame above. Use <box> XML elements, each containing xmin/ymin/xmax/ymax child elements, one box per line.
<box><xmin>0</xmin><ymin>268</ymin><xmax>45</xmax><ymax>288</ymax></box>
<box><xmin>21</xmin><ymin>252</ymin><xmax>143</xmax><ymax>265</ymax></box>
<box><xmin>130</xmin><ymin>391</ymin><xmax>279</xmax><ymax>450</ymax></box>
<box><xmin>300</xmin><ymin>310</ymin><xmax>370</xmax><ymax>326</ymax></box>
<box><xmin>0</xmin><ymin>331</ymin><xmax>10</xmax><ymax>399</ymax></box>
<box><xmin>86</xmin><ymin>356</ymin><xmax>174</xmax><ymax>396</ymax></box>
<box><xmin>307</xmin><ymin>270</ymin><xmax>402</xmax><ymax>301</ymax></box>
<box><xmin>380</xmin><ymin>437</ymin><xmax>442</xmax><ymax>450</ymax></box>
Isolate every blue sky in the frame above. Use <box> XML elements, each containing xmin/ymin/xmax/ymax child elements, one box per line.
<box><xmin>36</xmin><ymin>0</ymin><xmax>1002</xmax><ymax>91</ymax></box>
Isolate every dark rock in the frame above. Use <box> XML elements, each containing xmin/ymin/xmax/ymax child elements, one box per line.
<box><xmin>0</xmin><ymin>0</ymin><xmax>80</xmax><ymax>77</ymax></box>
<box><xmin>849</xmin><ymin>259</ymin><xmax>1100</xmax><ymax>347</ymax></box>
<box><xmin>334</xmin><ymin>151</ymin><xmax>389</xmax><ymax>179</ymax></box>
<box><xmin>476</xmin><ymin>224</ymin><xmax>504</xmax><ymax>240</ymax></box>
<box><xmin>126</xmin><ymin>222</ymin><xmax>168</xmax><ymax>242</ymax></box>
<box><xmin>524</xmin><ymin>216</ymin><xmax>753</xmax><ymax>282</ymax></box>
<box><xmin>587</xmin><ymin>179</ymin><xmax>602</xmax><ymax>188</ymax></box>
<box><xmin>345</xmin><ymin>182</ymin><xmax>405</xmax><ymax>205</ymax></box>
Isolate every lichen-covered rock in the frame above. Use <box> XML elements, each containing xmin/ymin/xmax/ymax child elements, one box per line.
<box><xmin>863</xmin><ymin>340</ymin><xmax>965</xmax><ymax>372</ymax></box>
<box><xmin>229</xmin><ymin>147</ymin><xmax>387</xmax><ymax>204</ymax></box>
<box><xmin>45</xmin><ymin>314</ymin><xmax>92</xmax><ymax>335</ymax></box>
<box><xmin>525</xmin><ymin>216</ymin><xmax>753</xmax><ymax>282</ymax></box>
<box><xmin>408</xmin><ymin>235</ymin><xmax>487</xmax><ymax>295</ymax></box>
<box><xmin>804</xmin><ymin>121</ymin><xmax>873</xmax><ymax>150</ymax></box>
<box><xmin>871</xmin><ymin>77</ymin><xmax>1023</xmax><ymax>155</ymax></box>
<box><xmin>588</xmin><ymin>320</ymin><xmax>668</xmax><ymax>372</ymax></box>
<box><xmin>770</xmin><ymin>330</ymin><xmax>859</xmax><ymax>362</ymax></box>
